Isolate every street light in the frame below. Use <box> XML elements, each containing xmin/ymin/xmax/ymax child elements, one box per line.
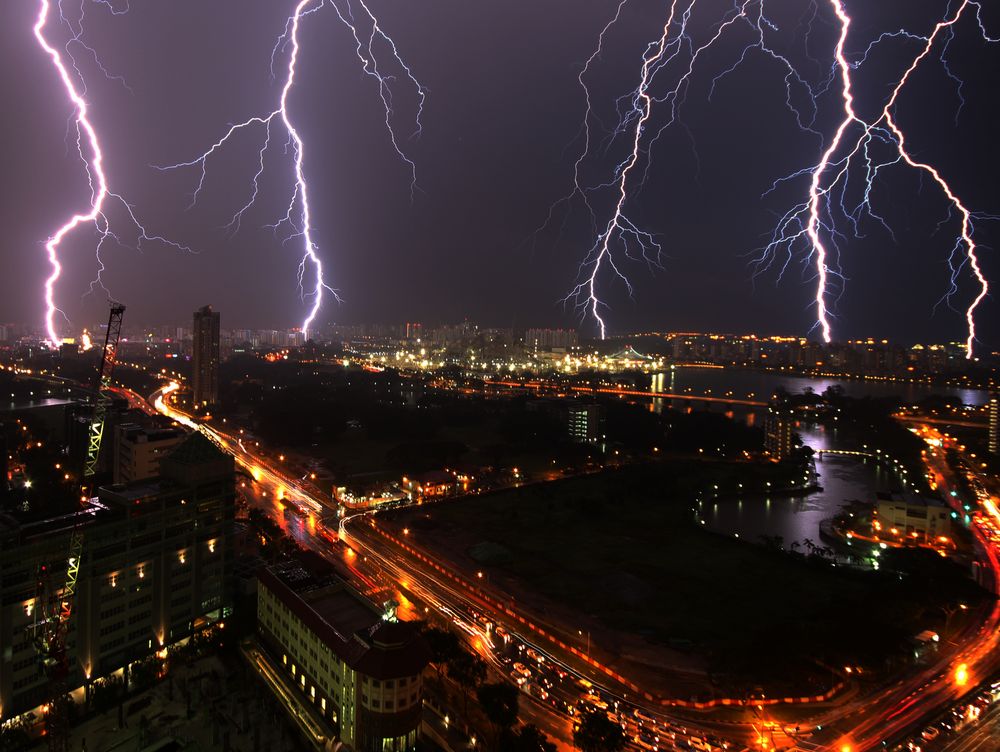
<box><xmin>955</xmin><ymin>662</ymin><xmax>969</xmax><ymax>687</ymax></box>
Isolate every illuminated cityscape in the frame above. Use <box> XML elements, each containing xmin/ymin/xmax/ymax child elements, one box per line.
<box><xmin>2</xmin><ymin>3</ymin><xmax>1000</xmax><ymax>752</ymax></box>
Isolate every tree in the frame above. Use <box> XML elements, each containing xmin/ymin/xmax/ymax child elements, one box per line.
<box><xmin>477</xmin><ymin>682</ymin><xmax>520</xmax><ymax>747</ymax></box>
<box><xmin>573</xmin><ymin>711</ymin><xmax>626</xmax><ymax>752</ymax></box>
<box><xmin>502</xmin><ymin>724</ymin><xmax>556</xmax><ymax>752</ymax></box>
<box><xmin>448</xmin><ymin>649</ymin><xmax>487</xmax><ymax>715</ymax></box>
<box><xmin>422</xmin><ymin>626</ymin><xmax>461</xmax><ymax>681</ymax></box>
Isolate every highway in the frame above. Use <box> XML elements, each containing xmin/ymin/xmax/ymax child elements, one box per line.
<box><xmin>934</xmin><ymin>701</ymin><xmax>1000</xmax><ymax>752</ymax></box>
<box><xmin>150</xmin><ymin>382</ymin><xmax>741</xmax><ymax>751</ymax></box>
<box><xmin>808</xmin><ymin>422</ymin><xmax>1000</xmax><ymax>752</ymax></box>
<box><xmin>146</xmin><ymin>380</ymin><xmax>1000</xmax><ymax>752</ymax></box>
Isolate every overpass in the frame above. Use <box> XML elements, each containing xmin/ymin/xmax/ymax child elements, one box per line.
<box><xmin>895</xmin><ymin>414</ymin><xmax>988</xmax><ymax>430</ymax></box>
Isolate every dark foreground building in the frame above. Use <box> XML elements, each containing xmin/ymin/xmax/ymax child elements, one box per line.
<box><xmin>257</xmin><ymin>554</ymin><xmax>430</xmax><ymax>752</ymax></box>
<box><xmin>0</xmin><ymin>432</ymin><xmax>234</xmax><ymax>719</ymax></box>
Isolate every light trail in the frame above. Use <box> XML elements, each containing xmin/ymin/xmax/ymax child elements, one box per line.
<box><xmin>158</xmin><ymin>0</ymin><xmax>424</xmax><ymax>338</ymax></box>
<box><xmin>33</xmin><ymin>0</ymin><xmax>188</xmax><ymax>345</ymax></box>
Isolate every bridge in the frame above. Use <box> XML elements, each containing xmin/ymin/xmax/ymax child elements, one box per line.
<box><xmin>481</xmin><ymin>379</ymin><xmax>767</xmax><ymax>407</ymax></box>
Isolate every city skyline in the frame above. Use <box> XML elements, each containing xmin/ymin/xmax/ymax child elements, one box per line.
<box><xmin>0</xmin><ymin>2</ymin><xmax>998</xmax><ymax>349</ymax></box>
<box><xmin>4</xmin><ymin>5</ymin><xmax>1000</xmax><ymax>750</ymax></box>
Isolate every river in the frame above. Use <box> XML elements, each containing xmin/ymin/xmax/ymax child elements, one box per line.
<box><xmin>701</xmin><ymin>424</ymin><xmax>898</xmax><ymax>550</ymax></box>
<box><xmin>650</xmin><ymin>366</ymin><xmax>989</xmax><ymax>406</ymax></box>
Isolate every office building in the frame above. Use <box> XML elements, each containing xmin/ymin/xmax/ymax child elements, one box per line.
<box><xmin>192</xmin><ymin>305</ymin><xmax>220</xmax><ymax>407</ymax></box>
<box><xmin>990</xmin><ymin>392</ymin><xmax>998</xmax><ymax>455</ymax></box>
<box><xmin>764</xmin><ymin>395</ymin><xmax>796</xmax><ymax>460</ymax></box>
<box><xmin>257</xmin><ymin>554</ymin><xmax>430</xmax><ymax>752</ymax></box>
<box><xmin>568</xmin><ymin>403</ymin><xmax>602</xmax><ymax>444</ymax></box>
<box><xmin>874</xmin><ymin>492</ymin><xmax>952</xmax><ymax>541</ymax></box>
<box><xmin>0</xmin><ymin>432</ymin><xmax>234</xmax><ymax>720</ymax></box>
<box><xmin>113</xmin><ymin>423</ymin><xmax>185</xmax><ymax>484</ymax></box>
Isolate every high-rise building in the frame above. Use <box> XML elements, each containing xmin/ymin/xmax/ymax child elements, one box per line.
<box><xmin>192</xmin><ymin>305</ymin><xmax>220</xmax><ymax>407</ymax></box>
<box><xmin>989</xmin><ymin>392</ymin><xmax>999</xmax><ymax>455</ymax></box>
<box><xmin>568</xmin><ymin>403</ymin><xmax>602</xmax><ymax>444</ymax></box>
<box><xmin>764</xmin><ymin>395</ymin><xmax>796</xmax><ymax>460</ymax></box>
<box><xmin>0</xmin><ymin>432</ymin><xmax>234</xmax><ymax>719</ymax></box>
<box><xmin>113</xmin><ymin>423</ymin><xmax>185</xmax><ymax>484</ymax></box>
<box><xmin>257</xmin><ymin>553</ymin><xmax>430</xmax><ymax>752</ymax></box>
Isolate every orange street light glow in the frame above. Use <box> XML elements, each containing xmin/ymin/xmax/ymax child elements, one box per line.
<box><xmin>955</xmin><ymin>662</ymin><xmax>969</xmax><ymax>687</ymax></box>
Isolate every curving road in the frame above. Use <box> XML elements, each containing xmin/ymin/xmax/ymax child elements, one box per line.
<box><xmin>146</xmin><ymin>381</ymin><xmax>1000</xmax><ymax>752</ymax></box>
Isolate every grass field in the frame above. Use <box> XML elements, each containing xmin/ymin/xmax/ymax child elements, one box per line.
<box><xmin>394</xmin><ymin>463</ymin><xmax>986</xmax><ymax>692</ymax></box>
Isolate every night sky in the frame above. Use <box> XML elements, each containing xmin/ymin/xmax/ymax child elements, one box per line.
<box><xmin>0</xmin><ymin>1</ymin><xmax>998</xmax><ymax>347</ymax></box>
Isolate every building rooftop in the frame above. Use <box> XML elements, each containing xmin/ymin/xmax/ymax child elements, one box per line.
<box><xmin>162</xmin><ymin>432</ymin><xmax>226</xmax><ymax>466</ymax></box>
<box><xmin>876</xmin><ymin>491</ymin><xmax>948</xmax><ymax>508</ymax></box>
<box><xmin>1</xmin><ymin>397</ymin><xmax>75</xmax><ymax>413</ymax></box>
<box><xmin>100</xmin><ymin>479</ymin><xmax>168</xmax><ymax>507</ymax></box>
<box><xmin>119</xmin><ymin>423</ymin><xmax>185</xmax><ymax>443</ymax></box>
<box><xmin>0</xmin><ymin>497</ymin><xmax>110</xmax><ymax>543</ymax></box>
<box><xmin>260</xmin><ymin>552</ymin><xmax>430</xmax><ymax>680</ymax></box>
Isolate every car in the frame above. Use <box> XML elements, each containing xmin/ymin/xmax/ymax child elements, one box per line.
<box><xmin>524</xmin><ymin>682</ymin><xmax>549</xmax><ymax>700</ymax></box>
<box><xmin>921</xmin><ymin>727</ymin><xmax>939</xmax><ymax>741</ymax></box>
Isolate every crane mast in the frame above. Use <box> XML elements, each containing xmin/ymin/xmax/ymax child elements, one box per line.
<box><xmin>34</xmin><ymin>301</ymin><xmax>125</xmax><ymax>752</ymax></box>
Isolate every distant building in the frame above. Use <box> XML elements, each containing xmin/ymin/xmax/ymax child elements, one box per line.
<box><xmin>113</xmin><ymin>423</ymin><xmax>185</xmax><ymax>484</ymax></box>
<box><xmin>989</xmin><ymin>392</ymin><xmax>998</xmax><ymax>455</ymax></box>
<box><xmin>0</xmin><ymin>432</ymin><xmax>234</xmax><ymax>719</ymax></box>
<box><xmin>401</xmin><ymin>471</ymin><xmax>458</xmax><ymax>500</ymax></box>
<box><xmin>568</xmin><ymin>403</ymin><xmax>602</xmax><ymax>444</ymax></box>
<box><xmin>257</xmin><ymin>554</ymin><xmax>430</xmax><ymax>752</ymax></box>
<box><xmin>764</xmin><ymin>395</ymin><xmax>796</xmax><ymax>460</ymax></box>
<box><xmin>525</xmin><ymin>328</ymin><xmax>578</xmax><ymax>351</ymax></box>
<box><xmin>192</xmin><ymin>305</ymin><xmax>220</xmax><ymax>406</ymax></box>
<box><xmin>874</xmin><ymin>491</ymin><xmax>952</xmax><ymax>542</ymax></box>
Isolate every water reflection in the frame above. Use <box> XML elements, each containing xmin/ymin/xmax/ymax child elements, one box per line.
<box><xmin>703</xmin><ymin>424</ymin><xmax>894</xmax><ymax>546</ymax></box>
<box><xmin>650</xmin><ymin>368</ymin><xmax>987</xmax><ymax>406</ymax></box>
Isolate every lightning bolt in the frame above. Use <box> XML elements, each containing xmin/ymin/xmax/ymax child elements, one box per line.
<box><xmin>33</xmin><ymin>0</ymin><xmax>189</xmax><ymax>346</ymax></box>
<box><xmin>159</xmin><ymin>0</ymin><xmax>424</xmax><ymax>338</ymax></box>
<box><xmin>549</xmin><ymin>1</ymin><xmax>823</xmax><ymax>338</ymax></box>
<box><xmin>805</xmin><ymin>0</ymin><xmax>854</xmax><ymax>345</ymax></box>
<box><xmin>764</xmin><ymin>0</ymin><xmax>996</xmax><ymax>357</ymax></box>
<box><xmin>548</xmin><ymin>1</ymin><xmax>994</xmax><ymax>350</ymax></box>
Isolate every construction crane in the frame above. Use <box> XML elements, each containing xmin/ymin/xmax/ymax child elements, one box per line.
<box><xmin>34</xmin><ymin>301</ymin><xmax>125</xmax><ymax>752</ymax></box>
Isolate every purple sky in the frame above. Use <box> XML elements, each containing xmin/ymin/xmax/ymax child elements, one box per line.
<box><xmin>1</xmin><ymin>0</ymin><xmax>998</xmax><ymax>349</ymax></box>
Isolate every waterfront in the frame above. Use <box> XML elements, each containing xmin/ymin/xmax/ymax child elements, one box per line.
<box><xmin>702</xmin><ymin>424</ymin><xmax>897</xmax><ymax>548</ymax></box>
<box><xmin>651</xmin><ymin>366</ymin><xmax>990</xmax><ymax>406</ymax></box>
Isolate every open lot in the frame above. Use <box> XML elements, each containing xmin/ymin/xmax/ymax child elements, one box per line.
<box><xmin>389</xmin><ymin>463</ymin><xmax>986</xmax><ymax>696</ymax></box>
